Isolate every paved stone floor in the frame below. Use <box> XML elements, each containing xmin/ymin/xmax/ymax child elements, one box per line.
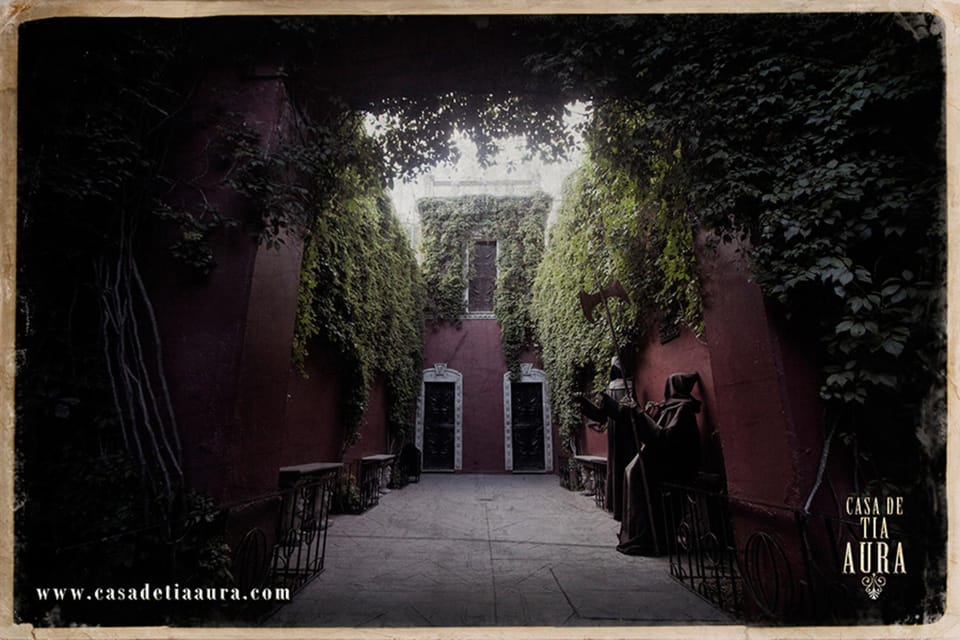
<box><xmin>264</xmin><ymin>473</ymin><xmax>732</xmax><ymax>627</ymax></box>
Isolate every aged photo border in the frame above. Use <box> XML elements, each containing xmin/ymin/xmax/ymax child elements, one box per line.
<box><xmin>0</xmin><ymin>0</ymin><xmax>957</xmax><ymax>638</ymax></box>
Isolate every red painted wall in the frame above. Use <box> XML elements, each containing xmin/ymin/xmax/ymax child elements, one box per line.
<box><xmin>232</xmin><ymin>231</ymin><xmax>305</xmax><ymax>498</ymax></box>
<box><xmin>343</xmin><ymin>376</ymin><xmax>390</xmax><ymax>461</ymax></box>
<box><xmin>575</xmin><ymin>327</ymin><xmax>722</xmax><ymax>478</ymax></box>
<box><xmin>572</xmin><ymin>236</ymin><xmax>824</xmax><ymax>510</ymax></box>
<box><xmin>150</xmin><ymin>63</ymin><xmax>398</xmax><ymax>511</ymax></box>
<box><xmin>632</xmin><ymin>327</ymin><xmax>722</xmax><ymax>476</ymax></box>
<box><xmin>281</xmin><ymin>346</ymin><xmax>345</xmax><ymax>467</ymax></box>
<box><xmin>696</xmin><ymin>238</ymin><xmax>830</xmax><ymax>621</ymax></box>
<box><xmin>146</xmin><ymin>65</ymin><xmax>299</xmax><ymax>504</ymax></box>
<box><xmin>423</xmin><ymin>320</ymin><xmax>551</xmax><ymax>473</ymax></box>
<box><xmin>580</xmin><ymin>423</ymin><xmax>608</xmax><ymax>458</ymax></box>
<box><xmin>424</xmin><ymin>320</ymin><xmax>507</xmax><ymax>472</ymax></box>
<box><xmin>698</xmin><ymin>239</ymin><xmax>823</xmax><ymax>506</ymax></box>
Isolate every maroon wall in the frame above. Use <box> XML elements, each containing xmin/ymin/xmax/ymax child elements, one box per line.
<box><xmin>232</xmin><ymin>230</ymin><xmax>304</xmax><ymax>498</ymax></box>
<box><xmin>573</xmin><ymin>239</ymin><xmax>825</xmax><ymax>503</ymax></box>
<box><xmin>281</xmin><ymin>346</ymin><xmax>345</xmax><ymax>467</ymax></box>
<box><xmin>568</xmin><ymin>235</ymin><xmax>827</xmax><ymax>588</ymax></box>
<box><xmin>423</xmin><ymin>319</ymin><xmax>551</xmax><ymax>473</ymax></box>
<box><xmin>698</xmin><ymin>239</ymin><xmax>823</xmax><ymax>506</ymax></box>
<box><xmin>580</xmin><ymin>425</ymin><xmax>608</xmax><ymax>458</ymax></box>
<box><xmin>146</xmin><ymin>65</ymin><xmax>301</xmax><ymax>504</ymax></box>
<box><xmin>342</xmin><ymin>375</ymin><xmax>390</xmax><ymax>462</ymax></box>
<box><xmin>146</xmin><ymin>62</ymin><xmax>399</xmax><ymax>546</ymax></box>
<box><xmin>150</xmin><ymin>63</ymin><xmax>398</xmax><ymax>509</ymax></box>
<box><xmin>632</xmin><ymin>327</ymin><xmax>722</xmax><ymax>476</ymax></box>
<box><xmin>696</xmin><ymin>238</ymin><xmax>830</xmax><ymax>621</ymax></box>
<box><xmin>575</xmin><ymin>327</ymin><xmax>721</xmax><ymax>478</ymax></box>
<box><xmin>424</xmin><ymin>319</ymin><xmax>508</xmax><ymax>472</ymax></box>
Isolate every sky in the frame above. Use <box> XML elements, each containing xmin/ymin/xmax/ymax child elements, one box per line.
<box><xmin>383</xmin><ymin>102</ymin><xmax>590</xmax><ymax>249</ymax></box>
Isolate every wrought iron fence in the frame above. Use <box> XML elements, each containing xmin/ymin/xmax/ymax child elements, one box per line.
<box><xmin>227</xmin><ymin>465</ymin><xmax>341</xmax><ymax>601</ymax></box>
<box><xmin>271</xmin><ymin>472</ymin><xmax>337</xmax><ymax>593</ymax></box>
<box><xmin>659</xmin><ymin>482</ymin><xmax>868</xmax><ymax>624</ymax></box>
<box><xmin>354</xmin><ymin>455</ymin><xmax>395</xmax><ymax>512</ymax></box>
<box><xmin>573</xmin><ymin>455</ymin><xmax>607</xmax><ymax>510</ymax></box>
<box><xmin>558</xmin><ymin>455</ymin><xmax>582</xmax><ymax>491</ymax></box>
<box><xmin>660</xmin><ymin>482</ymin><xmax>744</xmax><ymax>618</ymax></box>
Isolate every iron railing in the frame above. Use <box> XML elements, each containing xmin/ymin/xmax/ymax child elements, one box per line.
<box><xmin>354</xmin><ymin>455</ymin><xmax>396</xmax><ymax>512</ymax></box>
<box><xmin>271</xmin><ymin>472</ymin><xmax>337</xmax><ymax>593</ymax></box>
<box><xmin>558</xmin><ymin>455</ymin><xmax>582</xmax><ymax>491</ymax></box>
<box><xmin>660</xmin><ymin>482</ymin><xmax>871</xmax><ymax>625</ymax></box>
<box><xmin>227</xmin><ymin>464</ymin><xmax>341</xmax><ymax>600</ymax></box>
<box><xmin>573</xmin><ymin>455</ymin><xmax>607</xmax><ymax>510</ymax></box>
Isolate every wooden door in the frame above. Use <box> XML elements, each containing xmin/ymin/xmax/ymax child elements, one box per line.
<box><xmin>422</xmin><ymin>381</ymin><xmax>456</xmax><ymax>471</ymax></box>
<box><xmin>511</xmin><ymin>382</ymin><xmax>545</xmax><ymax>471</ymax></box>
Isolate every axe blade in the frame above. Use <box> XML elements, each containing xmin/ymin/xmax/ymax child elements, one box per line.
<box><xmin>579</xmin><ymin>280</ymin><xmax>630</xmax><ymax>323</ymax></box>
<box><xmin>579</xmin><ymin>290</ymin><xmax>601</xmax><ymax>323</ymax></box>
<box><xmin>605</xmin><ymin>280</ymin><xmax>630</xmax><ymax>303</ymax></box>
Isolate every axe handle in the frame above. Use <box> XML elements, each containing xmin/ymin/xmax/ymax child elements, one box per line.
<box><xmin>597</xmin><ymin>285</ymin><xmax>661</xmax><ymax>554</ymax></box>
<box><xmin>624</xmin><ymin>405</ymin><xmax>661</xmax><ymax>554</ymax></box>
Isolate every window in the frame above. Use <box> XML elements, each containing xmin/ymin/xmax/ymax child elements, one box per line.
<box><xmin>467</xmin><ymin>241</ymin><xmax>496</xmax><ymax>313</ymax></box>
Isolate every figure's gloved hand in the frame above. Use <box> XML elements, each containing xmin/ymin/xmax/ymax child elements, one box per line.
<box><xmin>643</xmin><ymin>401</ymin><xmax>661</xmax><ymax>419</ymax></box>
<box><xmin>586</xmin><ymin>420</ymin><xmax>607</xmax><ymax>434</ymax></box>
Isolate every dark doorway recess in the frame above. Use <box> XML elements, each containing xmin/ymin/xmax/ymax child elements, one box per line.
<box><xmin>422</xmin><ymin>381</ymin><xmax>456</xmax><ymax>471</ymax></box>
<box><xmin>511</xmin><ymin>382</ymin><xmax>545</xmax><ymax>472</ymax></box>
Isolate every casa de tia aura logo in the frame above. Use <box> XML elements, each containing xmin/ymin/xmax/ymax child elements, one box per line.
<box><xmin>843</xmin><ymin>495</ymin><xmax>907</xmax><ymax>600</ymax></box>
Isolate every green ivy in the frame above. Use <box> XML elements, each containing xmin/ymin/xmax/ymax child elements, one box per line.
<box><xmin>531</xmin><ymin>13</ymin><xmax>944</xmax><ymax>413</ymax></box>
<box><xmin>531</xmin><ymin>110</ymin><xmax>704</xmax><ymax>449</ymax></box>
<box><xmin>419</xmin><ymin>194</ymin><xmax>550</xmax><ymax>376</ymax></box>
<box><xmin>527</xmin><ymin>17</ymin><xmax>944</xmax><ymax>619</ymax></box>
<box><xmin>292</xmin><ymin>118</ymin><xmax>424</xmax><ymax>447</ymax></box>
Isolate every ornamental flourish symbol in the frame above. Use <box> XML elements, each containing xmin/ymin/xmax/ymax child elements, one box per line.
<box><xmin>861</xmin><ymin>572</ymin><xmax>886</xmax><ymax>600</ymax></box>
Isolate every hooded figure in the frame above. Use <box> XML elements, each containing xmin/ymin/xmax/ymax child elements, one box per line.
<box><xmin>577</xmin><ymin>357</ymin><xmax>637</xmax><ymax>522</ymax></box>
<box><xmin>617</xmin><ymin>372</ymin><xmax>702</xmax><ymax>556</ymax></box>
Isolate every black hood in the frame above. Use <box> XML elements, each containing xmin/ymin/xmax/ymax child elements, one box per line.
<box><xmin>663</xmin><ymin>372</ymin><xmax>701</xmax><ymax>412</ymax></box>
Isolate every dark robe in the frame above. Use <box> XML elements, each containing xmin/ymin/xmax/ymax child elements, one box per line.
<box><xmin>617</xmin><ymin>372</ymin><xmax>701</xmax><ymax>556</ymax></box>
<box><xmin>578</xmin><ymin>379</ymin><xmax>637</xmax><ymax>523</ymax></box>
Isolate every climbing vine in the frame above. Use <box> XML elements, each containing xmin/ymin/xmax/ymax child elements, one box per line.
<box><xmin>16</xmin><ymin>21</ymin><xmax>240</xmax><ymax>624</ymax></box>
<box><xmin>531</xmin><ymin>106</ymin><xmax>703</xmax><ymax>448</ymax></box>
<box><xmin>419</xmin><ymin>194</ymin><xmax>550</xmax><ymax>376</ymax></box>
<box><xmin>16</xmin><ymin>13</ymin><xmax>947</xmax><ymax>624</ymax></box>
<box><xmin>291</xmin><ymin>118</ymin><xmax>425</xmax><ymax>447</ymax></box>
<box><xmin>530</xmin><ymin>13</ymin><xmax>944</xmax><ymax>416</ymax></box>
<box><xmin>527</xmin><ymin>14</ymin><xmax>945</xmax><ymax>620</ymax></box>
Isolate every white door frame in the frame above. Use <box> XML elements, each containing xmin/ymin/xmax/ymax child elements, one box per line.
<box><xmin>503</xmin><ymin>363</ymin><xmax>553</xmax><ymax>472</ymax></box>
<box><xmin>415</xmin><ymin>363</ymin><xmax>463</xmax><ymax>471</ymax></box>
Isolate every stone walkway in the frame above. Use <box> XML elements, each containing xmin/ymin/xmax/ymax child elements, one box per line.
<box><xmin>264</xmin><ymin>474</ymin><xmax>732</xmax><ymax>627</ymax></box>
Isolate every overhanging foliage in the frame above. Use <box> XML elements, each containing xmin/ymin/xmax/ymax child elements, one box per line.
<box><xmin>292</xmin><ymin>118</ymin><xmax>425</xmax><ymax>446</ymax></box>
<box><xmin>532</xmin><ymin>110</ymin><xmax>703</xmax><ymax>448</ymax></box>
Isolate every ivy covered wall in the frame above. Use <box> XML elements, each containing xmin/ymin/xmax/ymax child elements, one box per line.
<box><xmin>291</xmin><ymin>121</ymin><xmax>425</xmax><ymax>451</ymax></box>
<box><xmin>529</xmin><ymin>15</ymin><xmax>945</xmax><ymax>620</ymax></box>
<box><xmin>531</xmin><ymin>109</ymin><xmax>703</xmax><ymax>450</ymax></box>
<box><xmin>419</xmin><ymin>193</ymin><xmax>551</xmax><ymax>376</ymax></box>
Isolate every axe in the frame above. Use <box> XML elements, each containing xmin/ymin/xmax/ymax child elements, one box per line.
<box><xmin>578</xmin><ymin>280</ymin><xmax>631</xmax><ymax>372</ymax></box>
<box><xmin>578</xmin><ymin>281</ymin><xmax>629</xmax><ymax>324</ymax></box>
<box><xmin>578</xmin><ymin>279</ymin><xmax>661</xmax><ymax>554</ymax></box>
